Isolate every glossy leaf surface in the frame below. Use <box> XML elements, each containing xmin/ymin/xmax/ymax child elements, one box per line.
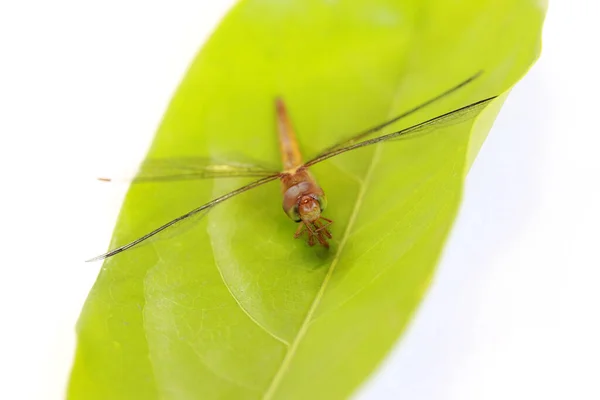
<box><xmin>69</xmin><ymin>1</ymin><xmax>546</xmax><ymax>398</ymax></box>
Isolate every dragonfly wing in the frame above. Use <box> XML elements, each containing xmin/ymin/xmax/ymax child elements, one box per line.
<box><xmin>313</xmin><ymin>71</ymin><xmax>484</xmax><ymax>158</ymax></box>
<box><xmin>87</xmin><ymin>174</ymin><xmax>281</xmax><ymax>261</ymax></box>
<box><xmin>304</xmin><ymin>96</ymin><xmax>497</xmax><ymax>167</ymax></box>
<box><xmin>100</xmin><ymin>156</ymin><xmax>279</xmax><ymax>183</ymax></box>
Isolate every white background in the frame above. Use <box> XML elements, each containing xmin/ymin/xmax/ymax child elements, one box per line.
<box><xmin>0</xmin><ymin>1</ymin><xmax>598</xmax><ymax>399</ymax></box>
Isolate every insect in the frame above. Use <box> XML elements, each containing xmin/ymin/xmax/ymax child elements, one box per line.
<box><xmin>88</xmin><ymin>71</ymin><xmax>496</xmax><ymax>262</ymax></box>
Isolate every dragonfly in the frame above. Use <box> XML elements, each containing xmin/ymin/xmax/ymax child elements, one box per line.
<box><xmin>88</xmin><ymin>71</ymin><xmax>497</xmax><ymax>262</ymax></box>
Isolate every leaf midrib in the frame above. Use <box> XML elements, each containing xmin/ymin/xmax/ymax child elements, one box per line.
<box><xmin>261</xmin><ymin>144</ymin><xmax>384</xmax><ymax>399</ymax></box>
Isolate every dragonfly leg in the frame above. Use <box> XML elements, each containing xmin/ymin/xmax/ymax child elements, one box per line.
<box><xmin>315</xmin><ymin>217</ymin><xmax>333</xmax><ymax>239</ymax></box>
<box><xmin>311</xmin><ymin>221</ymin><xmax>330</xmax><ymax>248</ymax></box>
<box><xmin>295</xmin><ymin>220</ymin><xmax>331</xmax><ymax>247</ymax></box>
<box><xmin>317</xmin><ymin>231</ymin><xmax>330</xmax><ymax>248</ymax></box>
<box><xmin>303</xmin><ymin>222</ymin><xmax>317</xmax><ymax>246</ymax></box>
<box><xmin>294</xmin><ymin>222</ymin><xmax>306</xmax><ymax>239</ymax></box>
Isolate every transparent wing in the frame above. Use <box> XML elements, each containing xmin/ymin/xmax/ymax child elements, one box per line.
<box><xmin>304</xmin><ymin>96</ymin><xmax>497</xmax><ymax>167</ymax></box>
<box><xmin>99</xmin><ymin>156</ymin><xmax>280</xmax><ymax>183</ymax></box>
<box><xmin>313</xmin><ymin>71</ymin><xmax>483</xmax><ymax>158</ymax></box>
<box><xmin>86</xmin><ymin>174</ymin><xmax>281</xmax><ymax>261</ymax></box>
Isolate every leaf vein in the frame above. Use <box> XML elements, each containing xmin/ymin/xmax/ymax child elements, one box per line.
<box><xmin>214</xmin><ymin>259</ymin><xmax>291</xmax><ymax>347</ymax></box>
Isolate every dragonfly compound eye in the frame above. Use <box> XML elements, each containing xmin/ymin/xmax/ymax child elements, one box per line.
<box><xmin>317</xmin><ymin>194</ymin><xmax>327</xmax><ymax>212</ymax></box>
<box><xmin>286</xmin><ymin>205</ymin><xmax>302</xmax><ymax>222</ymax></box>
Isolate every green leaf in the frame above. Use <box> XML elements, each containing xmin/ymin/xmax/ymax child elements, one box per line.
<box><xmin>69</xmin><ymin>1</ymin><xmax>546</xmax><ymax>399</ymax></box>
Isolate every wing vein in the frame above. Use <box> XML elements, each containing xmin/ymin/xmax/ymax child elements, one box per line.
<box><xmin>304</xmin><ymin>96</ymin><xmax>497</xmax><ymax>168</ymax></box>
<box><xmin>87</xmin><ymin>174</ymin><xmax>280</xmax><ymax>262</ymax></box>
<box><xmin>314</xmin><ymin>71</ymin><xmax>483</xmax><ymax>157</ymax></box>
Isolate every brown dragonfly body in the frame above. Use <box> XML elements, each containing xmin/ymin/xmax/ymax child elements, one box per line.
<box><xmin>88</xmin><ymin>71</ymin><xmax>497</xmax><ymax>262</ymax></box>
<box><xmin>275</xmin><ymin>99</ymin><xmax>332</xmax><ymax>247</ymax></box>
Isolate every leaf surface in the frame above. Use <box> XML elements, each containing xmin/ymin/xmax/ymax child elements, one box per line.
<box><xmin>69</xmin><ymin>1</ymin><xmax>546</xmax><ymax>399</ymax></box>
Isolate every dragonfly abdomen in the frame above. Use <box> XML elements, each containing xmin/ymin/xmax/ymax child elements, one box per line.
<box><xmin>275</xmin><ymin>97</ymin><xmax>304</xmax><ymax>170</ymax></box>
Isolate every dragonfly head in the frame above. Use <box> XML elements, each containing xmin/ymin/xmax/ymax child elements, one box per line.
<box><xmin>284</xmin><ymin>192</ymin><xmax>332</xmax><ymax>247</ymax></box>
<box><xmin>283</xmin><ymin>182</ymin><xmax>331</xmax><ymax>246</ymax></box>
<box><xmin>292</xmin><ymin>195</ymin><xmax>332</xmax><ymax>247</ymax></box>
<box><xmin>283</xmin><ymin>182</ymin><xmax>327</xmax><ymax>223</ymax></box>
